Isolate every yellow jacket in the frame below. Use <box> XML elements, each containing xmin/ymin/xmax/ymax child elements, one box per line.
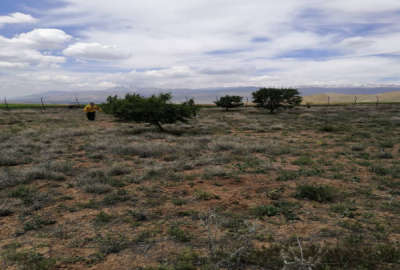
<box><xmin>83</xmin><ymin>104</ymin><xmax>102</xmax><ymax>112</ymax></box>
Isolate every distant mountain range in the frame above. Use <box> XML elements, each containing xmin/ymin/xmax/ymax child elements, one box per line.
<box><xmin>8</xmin><ymin>86</ymin><xmax>400</xmax><ymax>104</ymax></box>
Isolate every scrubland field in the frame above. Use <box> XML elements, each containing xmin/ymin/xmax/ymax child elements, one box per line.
<box><xmin>0</xmin><ymin>105</ymin><xmax>399</xmax><ymax>270</ymax></box>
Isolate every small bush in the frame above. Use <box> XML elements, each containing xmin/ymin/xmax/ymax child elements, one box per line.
<box><xmin>84</xmin><ymin>183</ymin><xmax>112</xmax><ymax>194</ymax></box>
<box><xmin>319</xmin><ymin>124</ymin><xmax>337</xmax><ymax>132</ymax></box>
<box><xmin>276</xmin><ymin>170</ymin><xmax>299</xmax><ymax>181</ymax></box>
<box><xmin>168</xmin><ymin>225</ymin><xmax>192</xmax><ymax>242</ymax></box>
<box><xmin>102</xmin><ymin>189</ymin><xmax>130</xmax><ymax>205</ymax></box>
<box><xmin>369</xmin><ymin>165</ymin><xmax>390</xmax><ymax>176</ymax></box>
<box><xmin>377</xmin><ymin>152</ymin><xmax>393</xmax><ymax>159</ymax></box>
<box><xmin>253</xmin><ymin>205</ymin><xmax>279</xmax><ymax>217</ymax></box>
<box><xmin>195</xmin><ymin>190</ymin><xmax>220</xmax><ymax>201</ymax></box>
<box><xmin>295</xmin><ymin>184</ymin><xmax>337</xmax><ymax>202</ymax></box>
<box><xmin>108</xmin><ymin>165</ymin><xmax>131</xmax><ymax>176</ymax></box>
<box><xmin>94</xmin><ymin>211</ymin><xmax>113</xmax><ymax>225</ymax></box>
<box><xmin>0</xmin><ymin>208</ymin><xmax>13</xmax><ymax>217</ymax></box>
<box><xmin>292</xmin><ymin>156</ymin><xmax>314</xmax><ymax>166</ymax></box>
<box><xmin>23</xmin><ymin>215</ymin><xmax>56</xmax><ymax>232</ymax></box>
<box><xmin>127</xmin><ymin>210</ymin><xmax>148</xmax><ymax>221</ymax></box>
<box><xmin>96</xmin><ymin>233</ymin><xmax>129</xmax><ymax>255</ymax></box>
<box><xmin>379</xmin><ymin>140</ymin><xmax>394</xmax><ymax>148</ymax></box>
<box><xmin>351</xmin><ymin>144</ymin><xmax>365</xmax><ymax>151</ymax></box>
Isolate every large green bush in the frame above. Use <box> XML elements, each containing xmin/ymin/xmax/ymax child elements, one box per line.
<box><xmin>214</xmin><ymin>95</ymin><xmax>243</xmax><ymax>111</ymax></box>
<box><xmin>102</xmin><ymin>93</ymin><xmax>199</xmax><ymax>131</ymax></box>
<box><xmin>252</xmin><ymin>88</ymin><xmax>302</xmax><ymax>113</ymax></box>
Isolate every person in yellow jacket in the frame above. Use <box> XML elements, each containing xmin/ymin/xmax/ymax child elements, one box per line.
<box><xmin>83</xmin><ymin>102</ymin><xmax>102</xmax><ymax>121</ymax></box>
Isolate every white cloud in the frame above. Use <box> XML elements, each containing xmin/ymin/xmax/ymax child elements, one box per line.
<box><xmin>0</xmin><ymin>29</ymin><xmax>70</xmax><ymax>69</ymax></box>
<box><xmin>13</xmin><ymin>28</ymin><xmax>72</xmax><ymax>50</ymax></box>
<box><xmin>63</xmin><ymin>42</ymin><xmax>130</xmax><ymax>61</ymax></box>
<box><xmin>0</xmin><ymin>12</ymin><xmax>37</xmax><ymax>27</ymax></box>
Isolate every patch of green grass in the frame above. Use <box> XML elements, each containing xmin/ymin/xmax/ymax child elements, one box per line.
<box><xmin>292</xmin><ymin>156</ymin><xmax>314</xmax><ymax>166</ymax></box>
<box><xmin>252</xmin><ymin>205</ymin><xmax>280</xmax><ymax>217</ymax></box>
<box><xmin>171</xmin><ymin>198</ymin><xmax>187</xmax><ymax>206</ymax></box>
<box><xmin>2</xmin><ymin>244</ymin><xmax>56</xmax><ymax>270</ymax></box>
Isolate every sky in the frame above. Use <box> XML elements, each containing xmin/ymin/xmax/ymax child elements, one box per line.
<box><xmin>1</xmin><ymin>0</ymin><xmax>400</xmax><ymax>97</ymax></box>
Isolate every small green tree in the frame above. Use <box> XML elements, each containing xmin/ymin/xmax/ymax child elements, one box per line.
<box><xmin>252</xmin><ymin>88</ymin><xmax>302</xmax><ymax>113</ymax></box>
<box><xmin>102</xmin><ymin>93</ymin><xmax>199</xmax><ymax>131</ymax></box>
<box><xmin>214</xmin><ymin>95</ymin><xmax>244</xmax><ymax>111</ymax></box>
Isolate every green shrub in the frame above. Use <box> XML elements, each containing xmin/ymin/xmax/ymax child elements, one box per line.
<box><xmin>292</xmin><ymin>156</ymin><xmax>314</xmax><ymax>166</ymax></box>
<box><xmin>276</xmin><ymin>170</ymin><xmax>299</xmax><ymax>181</ymax></box>
<box><xmin>295</xmin><ymin>184</ymin><xmax>337</xmax><ymax>202</ymax></box>
<box><xmin>168</xmin><ymin>225</ymin><xmax>191</xmax><ymax>242</ymax></box>
<box><xmin>102</xmin><ymin>93</ymin><xmax>199</xmax><ymax>131</ymax></box>
<box><xmin>102</xmin><ymin>189</ymin><xmax>130</xmax><ymax>205</ymax></box>
<box><xmin>253</xmin><ymin>205</ymin><xmax>279</xmax><ymax>217</ymax></box>
<box><xmin>195</xmin><ymin>190</ymin><xmax>220</xmax><ymax>201</ymax></box>
<box><xmin>96</xmin><ymin>233</ymin><xmax>129</xmax><ymax>255</ymax></box>
<box><xmin>23</xmin><ymin>215</ymin><xmax>56</xmax><ymax>232</ymax></box>
<box><xmin>369</xmin><ymin>165</ymin><xmax>390</xmax><ymax>176</ymax></box>
<box><xmin>214</xmin><ymin>95</ymin><xmax>244</xmax><ymax>111</ymax></box>
<box><xmin>94</xmin><ymin>211</ymin><xmax>113</xmax><ymax>225</ymax></box>
<box><xmin>252</xmin><ymin>88</ymin><xmax>302</xmax><ymax>113</ymax></box>
<box><xmin>0</xmin><ymin>208</ymin><xmax>13</xmax><ymax>217</ymax></box>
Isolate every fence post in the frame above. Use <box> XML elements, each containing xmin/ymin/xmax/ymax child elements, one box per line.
<box><xmin>40</xmin><ymin>97</ymin><xmax>46</xmax><ymax>112</ymax></box>
<box><xmin>4</xmin><ymin>97</ymin><xmax>9</xmax><ymax>110</ymax></box>
<box><xmin>376</xmin><ymin>96</ymin><xmax>379</xmax><ymax>108</ymax></box>
<box><xmin>74</xmin><ymin>96</ymin><xmax>80</xmax><ymax>106</ymax></box>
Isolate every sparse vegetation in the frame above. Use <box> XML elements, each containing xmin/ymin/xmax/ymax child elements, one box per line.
<box><xmin>0</xmin><ymin>105</ymin><xmax>399</xmax><ymax>269</ymax></box>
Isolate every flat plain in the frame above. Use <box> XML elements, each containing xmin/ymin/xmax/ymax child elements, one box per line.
<box><xmin>0</xmin><ymin>105</ymin><xmax>399</xmax><ymax>269</ymax></box>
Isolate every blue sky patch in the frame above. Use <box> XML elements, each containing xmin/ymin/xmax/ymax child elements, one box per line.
<box><xmin>205</xmin><ymin>48</ymin><xmax>248</xmax><ymax>55</ymax></box>
<box><xmin>251</xmin><ymin>36</ymin><xmax>270</xmax><ymax>43</ymax></box>
<box><xmin>278</xmin><ymin>49</ymin><xmax>343</xmax><ymax>60</ymax></box>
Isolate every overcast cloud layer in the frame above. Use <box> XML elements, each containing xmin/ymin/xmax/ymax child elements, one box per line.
<box><xmin>1</xmin><ymin>0</ymin><xmax>400</xmax><ymax>97</ymax></box>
